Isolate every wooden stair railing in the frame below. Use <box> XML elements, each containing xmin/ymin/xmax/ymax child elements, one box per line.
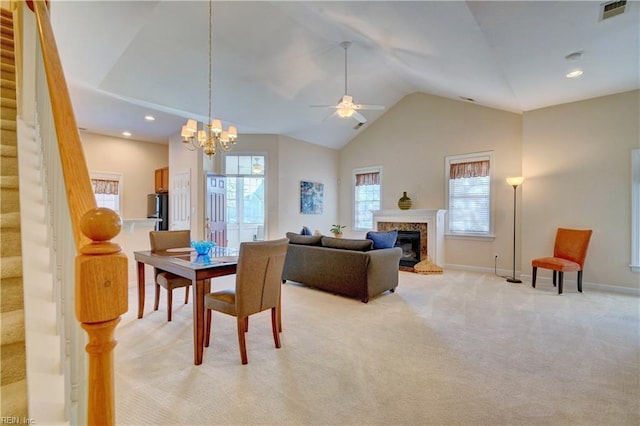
<box><xmin>26</xmin><ymin>1</ymin><xmax>128</xmax><ymax>425</ymax></box>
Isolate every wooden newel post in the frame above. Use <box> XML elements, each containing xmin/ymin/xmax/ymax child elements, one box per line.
<box><xmin>75</xmin><ymin>208</ymin><xmax>128</xmax><ymax>426</ymax></box>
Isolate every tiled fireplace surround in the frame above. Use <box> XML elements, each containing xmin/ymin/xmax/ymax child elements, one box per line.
<box><xmin>372</xmin><ymin>209</ymin><xmax>446</xmax><ymax>270</ymax></box>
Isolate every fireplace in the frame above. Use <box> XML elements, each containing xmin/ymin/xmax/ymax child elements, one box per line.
<box><xmin>372</xmin><ymin>209</ymin><xmax>446</xmax><ymax>272</ymax></box>
<box><xmin>396</xmin><ymin>230</ymin><xmax>421</xmax><ymax>268</ymax></box>
<box><xmin>377</xmin><ymin>222</ymin><xmax>428</xmax><ymax>272</ymax></box>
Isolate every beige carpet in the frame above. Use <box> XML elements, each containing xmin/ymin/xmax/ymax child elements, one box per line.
<box><xmin>115</xmin><ymin>270</ymin><xmax>639</xmax><ymax>425</ymax></box>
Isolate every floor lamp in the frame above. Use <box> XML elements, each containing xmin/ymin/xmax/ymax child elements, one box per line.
<box><xmin>506</xmin><ymin>177</ymin><xmax>524</xmax><ymax>283</ymax></box>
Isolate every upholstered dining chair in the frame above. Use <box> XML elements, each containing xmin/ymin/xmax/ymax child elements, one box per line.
<box><xmin>149</xmin><ymin>230</ymin><xmax>192</xmax><ymax>321</ymax></box>
<box><xmin>204</xmin><ymin>238</ymin><xmax>289</xmax><ymax>364</ymax></box>
<box><xmin>531</xmin><ymin>228</ymin><xmax>593</xmax><ymax>294</ymax></box>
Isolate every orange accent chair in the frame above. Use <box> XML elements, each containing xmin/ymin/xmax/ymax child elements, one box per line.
<box><xmin>531</xmin><ymin>228</ymin><xmax>593</xmax><ymax>294</ymax></box>
<box><xmin>149</xmin><ymin>230</ymin><xmax>192</xmax><ymax>321</ymax></box>
<box><xmin>204</xmin><ymin>238</ymin><xmax>288</xmax><ymax>364</ymax></box>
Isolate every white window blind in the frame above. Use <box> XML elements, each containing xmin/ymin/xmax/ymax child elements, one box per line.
<box><xmin>353</xmin><ymin>168</ymin><xmax>381</xmax><ymax>230</ymax></box>
<box><xmin>446</xmin><ymin>153</ymin><xmax>493</xmax><ymax>237</ymax></box>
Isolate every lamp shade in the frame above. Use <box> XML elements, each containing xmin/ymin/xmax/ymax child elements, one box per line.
<box><xmin>185</xmin><ymin>119</ymin><xmax>198</xmax><ymax>133</ymax></box>
<box><xmin>210</xmin><ymin>119</ymin><xmax>222</xmax><ymax>133</ymax></box>
<box><xmin>506</xmin><ymin>176</ymin><xmax>524</xmax><ymax>187</ymax></box>
<box><xmin>180</xmin><ymin>125</ymin><xmax>192</xmax><ymax>138</ymax></box>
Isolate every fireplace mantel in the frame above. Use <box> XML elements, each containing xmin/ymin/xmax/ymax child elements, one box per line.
<box><xmin>372</xmin><ymin>209</ymin><xmax>446</xmax><ymax>267</ymax></box>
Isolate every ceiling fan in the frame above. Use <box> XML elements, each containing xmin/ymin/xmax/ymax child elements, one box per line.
<box><xmin>311</xmin><ymin>41</ymin><xmax>385</xmax><ymax>124</ymax></box>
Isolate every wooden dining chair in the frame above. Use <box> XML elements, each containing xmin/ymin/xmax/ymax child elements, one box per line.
<box><xmin>531</xmin><ymin>228</ymin><xmax>593</xmax><ymax>294</ymax></box>
<box><xmin>204</xmin><ymin>238</ymin><xmax>289</xmax><ymax>364</ymax></box>
<box><xmin>149</xmin><ymin>230</ymin><xmax>192</xmax><ymax>321</ymax></box>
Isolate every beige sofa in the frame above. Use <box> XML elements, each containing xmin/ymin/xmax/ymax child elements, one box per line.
<box><xmin>282</xmin><ymin>233</ymin><xmax>402</xmax><ymax>303</ymax></box>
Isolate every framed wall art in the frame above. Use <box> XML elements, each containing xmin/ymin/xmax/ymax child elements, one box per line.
<box><xmin>300</xmin><ymin>181</ymin><xmax>324</xmax><ymax>214</ymax></box>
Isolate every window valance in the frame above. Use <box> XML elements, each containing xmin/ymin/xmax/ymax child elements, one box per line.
<box><xmin>355</xmin><ymin>172</ymin><xmax>380</xmax><ymax>186</ymax></box>
<box><xmin>449</xmin><ymin>160</ymin><xmax>490</xmax><ymax>180</ymax></box>
<box><xmin>91</xmin><ymin>178</ymin><xmax>119</xmax><ymax>195</ymax></box>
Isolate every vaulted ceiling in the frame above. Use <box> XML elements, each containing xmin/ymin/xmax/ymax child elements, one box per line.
<box><xmin>50</xmin><ymin>1</ymin><xmax>639</xmax><ymax>149</ymax></box>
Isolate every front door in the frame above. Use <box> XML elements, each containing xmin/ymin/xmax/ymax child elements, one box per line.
<box><xmin>206</xmin><ymin>173</ymin><xmax>227</xmax><ymax>247</ymax></box>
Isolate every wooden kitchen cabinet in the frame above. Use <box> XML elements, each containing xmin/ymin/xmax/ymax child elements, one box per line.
<box><xmin>154</xmin><ymin>167</ymin><xmax>169</xmax><ymax>193</ymax></box>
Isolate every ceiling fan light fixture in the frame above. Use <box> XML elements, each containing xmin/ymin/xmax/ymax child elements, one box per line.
<box><xmin>337</xmin><ymin>108</ymin><xmax>355</xmax><ymax>118</ymax></box>
<box><xmin>309</xmin><ymin>41</ymin><xmax>384</xmax><ymax>124</ymax></box>
<box><xmin>566</xmin><ymin>69</ymin><xmax>583</xmax><ymax>78</ymax></box>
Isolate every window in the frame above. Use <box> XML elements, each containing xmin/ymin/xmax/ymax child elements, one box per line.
<box><xmin>445</xmin><ymin>152</ymin><xmax>493</xmax><ymax>238</ymax></box>
<box><xmin>224</xmin><ymin>154</ymin><xmax>265</xmax><ymax>246</ymax></box>
<box><xmin>91</xmin><ymin>172</ymin><xmax>122</xmax><ymax>215</ymax></box>
<box><xmin>632</xmin><ymin>149</ymin><xmax>639</xmax><ymax>272</ymax></box>
<box><xmin>353</xmin><ymin>167</ymin><xmax>381</xmax><ymax>230</ymax></box>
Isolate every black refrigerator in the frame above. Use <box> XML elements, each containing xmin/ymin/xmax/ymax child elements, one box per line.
<box><xmin>147</xmin><ymin>193</ymin><xmax>169</xmax><ymax>231</ymax></box>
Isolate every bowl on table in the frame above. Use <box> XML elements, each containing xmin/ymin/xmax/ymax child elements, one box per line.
<box><xmin>190</xmin><ymin>240</ymin><xmax>216</xmax><ymax>256</ymax></box>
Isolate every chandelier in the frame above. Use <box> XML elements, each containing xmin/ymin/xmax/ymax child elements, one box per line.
<box><xmin>180</xmin><ymin>0</ymin><xmax>237</xmax><ymax>157</ymax></box>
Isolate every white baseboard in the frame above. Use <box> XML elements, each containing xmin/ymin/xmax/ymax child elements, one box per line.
<box><xmin>444</xmin><ymin>263</ymin><xmax>640</xmax><ymax>296</ymax></box>
<box><xmin>444</xmin><ymin>263</ymin><xmax>513</xmax><ymax>277</ymax></box>
<box><xmin>520</xmin><ymin>274</ymin><xmax>640</xmax><ymax>296</ymax></box>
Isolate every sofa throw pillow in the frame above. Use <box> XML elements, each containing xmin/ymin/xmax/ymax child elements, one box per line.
<box><xmin>300</xmin><ymin>226</ymin><xmax>312</xmax><ymax>236</ymax></box>
<box><xmin>366</xmin><ymin>229</ymin><xmax>398</xmax><ymax>249</ymax></box>
<box><xmin>286</xmin><ymin>232</ymin><xmax>322</xmax><ymax>246</ymax></box>
<box><xmin>321</xmin><ymin>236</ymin><xmax>373</xmax><ymax>251</ymax></box>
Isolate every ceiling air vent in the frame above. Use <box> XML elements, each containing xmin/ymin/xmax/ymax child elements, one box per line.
<box><xmin>599</xmin><ymin>0</ymin><xmax>626</xmax><ymax>21</ymax></box>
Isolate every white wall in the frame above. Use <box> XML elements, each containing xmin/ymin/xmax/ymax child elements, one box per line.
<box><xmin>339</xmin><ymin>92</ymin><xmax>523</xmax><ymax>271</ymax></box>
<box><xmin>277</xmin><ymin>135</ymin><xmax>340</xmax><ymax>238</ymax></box>
<box><xmin>522</xmin><ymin>90</ymin><xmax>640</xmax><ymax>290</ymax></box>
<box><xmin>81</xmin><ymin>131</ymin><xmax>168</xmax><ymax>218</ymax></box>
<box><xmin>81</xmin><ymin>131</ymin><xmax>169</xmax><ymax>282</ymax></box>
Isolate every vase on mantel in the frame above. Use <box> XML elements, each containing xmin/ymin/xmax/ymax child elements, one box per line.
<box><xmin>398</xmin><ymin>192</ymin><xmax>412</xmax><ymax>210</ymax></box>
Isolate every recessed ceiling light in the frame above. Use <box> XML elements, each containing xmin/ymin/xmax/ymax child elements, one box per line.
<box><xmin>566</xmin><ymin>70</ymin><xmax>583</xmax><ymax>78</ymax></box>
<box><xmin>122</xmin><ymin>131</ymin><xmax>132</xmax><ymax>137</ymax></box>
<box><xmin>144</xmin><ymin>115</ymin><xmax>155</xmax><ymax>121</ymax></box>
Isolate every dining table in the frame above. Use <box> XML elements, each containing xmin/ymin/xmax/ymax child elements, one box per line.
<box><xmin>134</xmin><ymin>247</ymin><xmax>238</xmax><ymax>365</ymax></box>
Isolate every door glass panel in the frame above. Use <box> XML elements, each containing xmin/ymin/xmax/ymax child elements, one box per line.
<box><xmin>224</xmin><ymin>154</ymin><xmax>266</xmax><ymax>246</ymax></box>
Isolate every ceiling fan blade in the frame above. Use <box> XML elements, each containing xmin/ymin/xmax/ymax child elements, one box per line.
<box><xmin>323</xmin><ymin>111</ymin><xmax>338</xmax><ymax>122</ymax></box>
<box><xmin>310</xmin><ymin>105</ymin><xmax>339</xmax><ymax>108</ymax></box>
<box><xmin>352</xmin><ymin>111</ymin><xmax>367</xmax><ymax>124</ymax></box>
<box><xmin>353</xmin><ymin>104</ymin><xmax>385</xmax><ymax>110</ymax></box>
